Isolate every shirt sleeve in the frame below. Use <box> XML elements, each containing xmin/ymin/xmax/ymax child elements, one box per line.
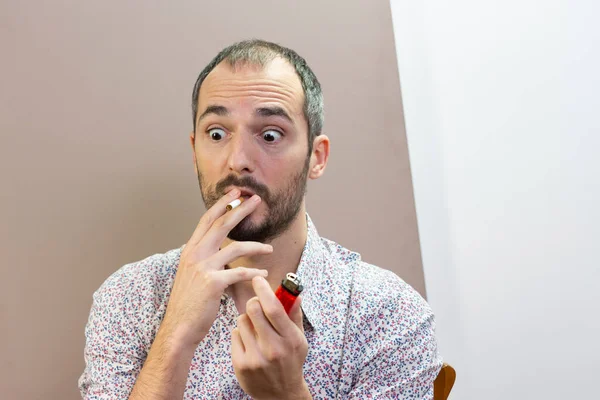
<box><xmin>343</xmin><ymin>267</ymin><xmax>443</xmax><ymax>400</ymax></box>
<box><xmin>346</xmin><ymin>313</ymin><xmax>442</xmax><ymax>399</ymax></box>
<box><xmin>78</xmin><ymin>273</ymin><xmax>146</xmax><ymax>399</ymax></box>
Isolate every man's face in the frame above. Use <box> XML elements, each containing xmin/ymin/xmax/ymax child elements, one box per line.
<box><xmin>192</xmin><ymin>58</ymin><xmax>311</xmax><ymax>243</ymax></box>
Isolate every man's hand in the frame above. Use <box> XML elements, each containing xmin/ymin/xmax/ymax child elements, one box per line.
<box><xmin>129</xmin><ymin>189</ymin><xmax>272</xmax><ymax>399</ymax></box>
<box><xmin>231</xmin><ymin>276</ymin><xmax>312</xmax><ymax>400</ymax></box>
<box><xmin>161</xmin><ymin>189</ymin><xmax>273</xmax><ymax>348</ymax></box>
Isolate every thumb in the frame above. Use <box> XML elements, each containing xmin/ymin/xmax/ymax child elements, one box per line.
<box><xmin>289</xmin><ymin>295</ymin><xmax>304</xmax><ymax>332</ymax></box>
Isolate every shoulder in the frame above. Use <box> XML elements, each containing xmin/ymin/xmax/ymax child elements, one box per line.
<box><xmin>343</xmin><ymin>259</ymin><xmax>437</xmax><ymax>363</ymax></box>
<box><xmin>90</xmin><ymin>246</ymin><xmax>183</xmax><ymax>342</ymax></box>
<box><xmin>94</xmin><ymin>245</ymin><xmax>183</xmax><ymax>302</ymax></box>
<box><xmin>319</xmin><ymin>237</ymin><xmax>433</xmax><ymax>335</ymax></box>
<box><xmin>321</xmin><ymin>237</ymin><xmax>431</xmax><ymax>322</ymax></box>
<box><xmin>352</xmin><ymin>260</ymin><xmax>432</xmax><ymax>328</ymax></box>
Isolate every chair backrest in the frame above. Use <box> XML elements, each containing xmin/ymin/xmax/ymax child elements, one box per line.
<box><xmin>433</xmin><ymin>363</ymin><xmax>456</xmax><ymax>400</ymax></box>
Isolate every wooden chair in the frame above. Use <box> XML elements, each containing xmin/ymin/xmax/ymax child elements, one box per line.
<box><xmin>433</xmin><ymin>363</ymin><xmax>456</xmax><ymax>400</ymax></box>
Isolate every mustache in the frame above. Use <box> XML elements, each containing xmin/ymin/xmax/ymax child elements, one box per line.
<box><xmin>215</xmin><ymin>175</ymin><xmax>271</xmax><ymax>203</ymax></box>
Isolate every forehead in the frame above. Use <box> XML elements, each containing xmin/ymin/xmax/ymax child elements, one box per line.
<box><xmin>198</xmin><ymin>57</ymin><xmax>305</xmax><ymax>118</ymax></box>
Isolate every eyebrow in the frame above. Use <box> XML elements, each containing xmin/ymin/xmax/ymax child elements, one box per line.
<box><xmin>197</xmin><ymin>105</ymin><xmax>294</xmax><ymax>126</ymax></box>
<box><xmin>255</xmin><ymin>106</ymin><xmax>294</xmax><ymax>124</ymax></box>
<box><xmin>197</xmin><ymin>105</ymin><xmax>229</xmax><ymax>124</ymax></box>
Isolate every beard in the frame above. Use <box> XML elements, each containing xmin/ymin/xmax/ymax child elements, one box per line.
<box><xmin>197</xmin><ymin>158</ymin><xmax>310</xmax><ymax>243</ymax></box>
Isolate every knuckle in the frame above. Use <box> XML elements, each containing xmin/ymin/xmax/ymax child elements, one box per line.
<box><xmin>266</xmin><ymin>348</ymin><xmax>283</xmax><ymax>362</ymax></box>
<box><xmin>200</xmin><ymin>212</ymin><xmax>215</xmax><ymax>228</ymax></box>
<box><xmin>227</xmin><ymin>241</ymin><xmax>242</xmax><ymax>255</ymax></box>
<box><xmin>246</xmin><ymin>359</ymin><xmax>264</xmax><ymax>371</ymax></box>
<box><xmin>236</xmin><ymin>267</ymin><xmax>252</xmax><ymax>280</ymax></box>
<box><xmin>202</xmin><ymin>273</ymin><xmax>216</xmax><ymax>287</ymax></box>
<box><xmin>246</xmin><ymin>298</ymin><xmax>262</xmax><ymax>317</ymax></box>
<box><xmin>232</xmin><ymin>242</ymin><xmax>251</xmax><ymax>257</ymax></box>
<box><xmin>290</xmin><ymin>336</ymin><xmax>308</xmax><ymax>351</ymax></box>
<box><xmin>212</xmin><ymin>216</ymin><xmax>226</xmax><ymax>229</ymax></box>
<box><xmin>218</xmin><ymin>214</ymin><xmax>237</xmax><ymax>230</ymax></box>
<box><xmin>202</xmin><ymin>271</ymin><xmax>222</xmax><ymax>289</ymax></box>
<box><xmin>264</xmin><ymin>304</ymin><xmax>285</xmax><ymax>319</ymax></box>
<box><xmin>185</xmin><ymin>245</ymin><xmax>207</xmax><ymax>263</ymax></box>
<box><xmin>231</xmin><ymin>242</ymin><xmax>268</xmax><ymax>257</ymax></box>
<box><xmin>237</xmin><ymin>314</ymin><xmax>248</xmax><ymax>326</ymax></box>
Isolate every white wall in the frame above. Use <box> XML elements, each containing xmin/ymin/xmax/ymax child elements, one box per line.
<box><xmin>390</xmin><ymin>1</ymin><xmax>600</xmax><ymax>398</ymax></box>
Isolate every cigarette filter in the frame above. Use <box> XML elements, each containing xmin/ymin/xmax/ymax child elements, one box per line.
<box><xmin>226</xmin><ymin>198</ymin><xmax>243</xmax><ymax>211</ymax></box>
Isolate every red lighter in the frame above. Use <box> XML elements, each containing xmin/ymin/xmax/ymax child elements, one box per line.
<box><xmin>274</xmin><ymin>272</ymin><xmax>303</xmax><ymax>314</ymax></box>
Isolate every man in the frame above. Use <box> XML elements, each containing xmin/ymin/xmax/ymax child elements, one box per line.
<box><xmin>79</xmin><ymin>39</ymin><xmax>442</xmax><ymax>399</ymax></box>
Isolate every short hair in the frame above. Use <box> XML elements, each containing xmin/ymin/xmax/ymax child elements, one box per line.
<box><xmin>191</xmin><ymin>39</ymin><xmax>324</xmax><ymax>147</ymax></box>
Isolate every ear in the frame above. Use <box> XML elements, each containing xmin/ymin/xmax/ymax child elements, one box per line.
<box><xmin>189</xmin><ymin>132</ymin><xmax>199</xmax><ymax>175</ymax></box>
<box><xmin>308</xmin><ymin>134</ymin><xmax>330</xmax><ymax>180</ymax></box>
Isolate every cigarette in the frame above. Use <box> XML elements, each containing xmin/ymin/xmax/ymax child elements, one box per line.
<box><xmin>226</xmin><ymin>198</ymin><xmax>243</xmax><ymax>211</ymax></box>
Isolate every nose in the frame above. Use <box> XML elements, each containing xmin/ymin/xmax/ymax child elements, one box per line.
<box><xmin>227</xmin><ymin>132</ymin><xmax>255</xmax><ymax>175</ymax></box>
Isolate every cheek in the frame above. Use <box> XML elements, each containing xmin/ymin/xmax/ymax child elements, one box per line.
<box><xmin>197</xmin><ymin>150</ymin><xmax>226</xmax><ymax>175</ymax></box>
<box><xmin>263</xmin><ymin>163</ymin><xmax>304</xmax><ymax>199</ymax></box>
<box><xmin>262</xmin><ymin>160</ymin><xmax>293</xmax><ymax>189</ymax></box>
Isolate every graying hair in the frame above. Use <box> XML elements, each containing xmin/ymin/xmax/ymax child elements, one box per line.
<box><xmin>191</xmin><ymin>39</ymin><xmax>324</xmax><ymax>148</ymax></box>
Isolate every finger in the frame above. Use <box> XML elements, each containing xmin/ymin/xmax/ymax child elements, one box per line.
<box><xmin>218</xmin><ymin>267</ymin><xmax>269</xmax><ymax>287</ymax></box>
<box><xmin>231</xmin><ymin>327</ymin><xmax>245</xmax><ymax>359</ymax></box>
<box><xmin>209</xmin><ymin>241</ymin><xmax>273</xmax><ymax>271</ymax></box>
<box><xmin>246</xmin><ymin>297</ymin><xmax>280</xmax><ymax>345</ymax></box>
<box><xmin>252</xmin><ymin>276</ymin><xmax>295</xmax><ymax>337</ymax></box>
<box><xmin>237</xmin><ymin>314</ymin><xmax>260</xmax><ymax>357</ymax></box>
<box><xmin>201</xmin><ymin>194</ymin><xmax>262</xmax><ymax>249</ymax></box>
<box><xmin>188</xmin><ymin>188</ymin><xmax>240</xmax><ymax>245</ymax></box>
<box><xmin>288</xmin><ymin>295</ymin><xmax>304</xmax><ymax>333</ymax></box>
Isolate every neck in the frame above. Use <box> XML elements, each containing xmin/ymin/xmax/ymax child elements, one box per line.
<box><xmin>221</xmin><ymin>206</ymin><xmax>308</xmax><ymax>310</ymax></box>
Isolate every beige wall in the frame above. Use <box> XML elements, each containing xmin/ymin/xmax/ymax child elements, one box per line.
<box><xmin>0</xmin><ymin>1</ymin><xmax>424</xmax><ymax>398</ymax></box>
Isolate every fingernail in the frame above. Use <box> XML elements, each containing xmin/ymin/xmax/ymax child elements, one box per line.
<box><xmin>251</xmin><ymin>194</ymin><xmax>261</xmax><ymax>202</ymax></box>
<box><xmin>261</xmin><ymin>270</ymin><xmax>268</xmax><ymax>276</ymax></box>
<box><xmin>230</xmin><ymin>188</ymin><xmax>240</xmax><ymax>197</ymax></box>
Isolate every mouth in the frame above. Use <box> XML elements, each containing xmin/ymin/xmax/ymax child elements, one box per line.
<box><xmin>228</xmin><ymin>187</ymin><xmax>256</xmax><ymax>200</ymax></box>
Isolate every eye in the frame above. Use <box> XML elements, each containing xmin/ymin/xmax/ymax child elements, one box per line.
<box><xmin>207</xmin><ymin>127</ymin><xmax>226</xmax><ymax>141</ymax></box>
<box><xmin>262</xmin><ymin>129</ymin><xmax>283</xmax><ymax>143</ymax></box>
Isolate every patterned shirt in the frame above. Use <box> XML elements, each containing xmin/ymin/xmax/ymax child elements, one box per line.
<box><xmin>79</xmin><ymin>214</ymin><xmax>442</xmax><ymax>399</ymax></box>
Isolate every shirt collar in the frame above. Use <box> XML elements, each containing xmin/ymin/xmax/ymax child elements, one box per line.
<box><xmin>296</xmin><ymin>213</ymin><xmax>327</xmax><ymax>331</ymax></box>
